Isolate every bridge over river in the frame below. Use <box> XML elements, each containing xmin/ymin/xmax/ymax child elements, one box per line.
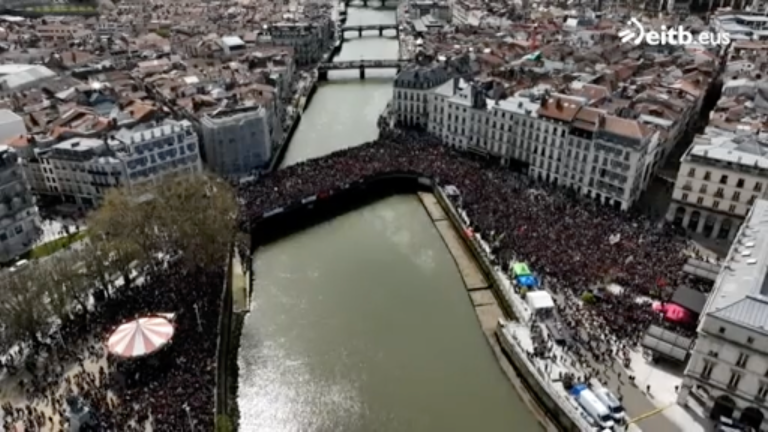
<box><xmin>341</xmin><ymin>23</ymin><xmax>398</xmax><ymax>39</ymax></box>
<box><xmin>318</xmin><ymin>59</ymin><xmax>406</xmax><ymax>80</ymax></box>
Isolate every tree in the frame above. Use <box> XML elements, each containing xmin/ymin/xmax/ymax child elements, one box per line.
<box><xmin>88</xmin><ymin>172</ymin><xmax>237</xmax><ymax>269</ymax></box>
<box><xmin>215</xmin><ymin>414</ymin><xmax>233</xmax><ymax>432</ymax></box>
<box><xmin>0</xmin><ymin>272</ymin><xmax>50</xmax><ymax>347</ymax></box>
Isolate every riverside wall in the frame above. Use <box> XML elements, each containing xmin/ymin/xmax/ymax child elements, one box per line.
<box><xmin>243</xmin><ymin>173</ymin><xmax>581</xmax><ymax>432</ymax></box>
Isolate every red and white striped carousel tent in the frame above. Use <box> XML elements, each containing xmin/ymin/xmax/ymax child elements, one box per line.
<box><xmin>106</xmin><ymin>315</ymin><xmax>175</xmax><ymax>358</ymax></box>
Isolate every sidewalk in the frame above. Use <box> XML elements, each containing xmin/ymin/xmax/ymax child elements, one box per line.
<box><xmin>231</xmin><ymin>253</ymin><xmax>250</xmax><ymax>313</ymax></box>
<box><xmin>617</xmin><ymin>351</ymin><xmax>711</xmax><ymax>432</ymax></box>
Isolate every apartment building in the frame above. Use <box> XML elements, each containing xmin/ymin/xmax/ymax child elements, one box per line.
<box><xmin>200</xmin><ymin>106</ymin><xmax>276</xmax><ymax>178</ymax></box>
<box><xmin>402</xmin><ymin>77</ymin><xmax>659</xmax><ymax>210</ymax></box>
<box><xmin>0</xmin><ymin>145</ymin><xmax>40</xmax><ymax>262</ymax></box>
<box><xmin>666</xmin><ymin>131</ymin><xmax>768</xmax><ymax>240</ymax></box>
<box><xmin>677</xmin><ymin>198</ymin><xmax>768</xmax><ymax>431</ymax></box>
<box><xmin>267</xmin><ymin>20</ymin><xmax>334</xmax><ymax>66</ymax></box>
<box><xmin>22</xmin><ymin>119</ymin><xmax>201</xmax><ymax>208</ymax></box>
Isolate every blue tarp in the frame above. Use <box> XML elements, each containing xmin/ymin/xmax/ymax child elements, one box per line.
<box><xmin>516</xmin><ymin>275</ymin><xmax>539</xmax><ymax>288</ymax></box>
<box><xmin>569</xmin><ymin>383</ymin><xmax>588</xmax><ymax>396</ymax></box>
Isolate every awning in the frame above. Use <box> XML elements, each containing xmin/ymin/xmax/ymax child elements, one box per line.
<box><xmin>510</xmin><ymin>262</ymin><xmax>531</xmax><ymax>277</ymax></box>
<box><xmin>516</xmin><ymin>274</ymin><xmax>539</xmax><ymax>288</ymax></box>
<box><xmin>107</xmin><ymin>315</ymin><xmax>175</xmax><ymax>358</ymax></box>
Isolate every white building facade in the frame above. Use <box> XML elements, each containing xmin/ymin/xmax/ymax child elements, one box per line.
<box><xmin>200</xmin><ymin>106</ymin><xmax>276</xmax><ymax>178</ymax></box>
<box><xmin>393</xmin><ymin>76</ymin><xmax>660</xmax><ymax>210</ymax></box>
<box><xmin>666</xmin><ymin>131</ymin><xmax>768</xmax><ymax>240</ymax></box>
<box><xmin>0</xmin><ymin>145</ymin><xmax>40</xmax><ymax>262</ymax></box>
<box><xmin>22</xmin><ymin>119</ymin><xmax>201</xmax><ymax>208</ymax></box>
<box><xmin>677</xmin><ymin>199</ymin><xmax>768</xmax><ymax>431</ymax></box>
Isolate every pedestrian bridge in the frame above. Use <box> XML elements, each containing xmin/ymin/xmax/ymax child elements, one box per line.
<box><xmin>318</xmin><ymin>59</ymin><xmax>406</xmax><ymax>80</ymax></box>
<box><xmin>341</xmin><ymin>24</ymin><xmax>398</xmax><ymax>38</ymax></box>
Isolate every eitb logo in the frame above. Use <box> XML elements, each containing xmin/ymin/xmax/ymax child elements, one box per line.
<box><xmin>619</xmin><ymin>17</ymin><xmax>730</xmax><ymax>46</ymax></box>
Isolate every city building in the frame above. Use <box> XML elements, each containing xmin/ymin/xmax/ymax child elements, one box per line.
<box><xmin>266</xmin><ymin>20</ymin><xmax>334</xmax><ymax>65</ymax></box>
<box><xmin>0</xmin><ymin>110</ymin><xmax>27</xmax><ymax>143</ymax></box>
<box><xmin>0</xmin><ymin>145</ymin><xmax>40</xmax><ymax>263</ymax></box>
<box><xmin>19</xmin><ymin>119</ymin><xmax>201</xmax><ymax>208</ymax></box>
<box><xmin>413</xmin><ymin>77</ymin><xmax>660</xmax><ymax>210</ymax></box>
<box><xmin>677</xmin><ymin>198</ymin><xmax>768</xmax><ymax>431</ymax></box>
<box><xmin>200</xmin><ymin>106</ymin><xmax>275</xmax><ymax>178</ymax></box>
<box><xmin>666</xmin><ymin>131</ymin><xmax>768</xmax><ymax>240</ymax></box>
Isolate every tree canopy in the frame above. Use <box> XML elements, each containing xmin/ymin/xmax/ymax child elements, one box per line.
<box><xmin>0</xmin><ymin>171</ymin><xmax>238</xmax><ymax>355</ymax></box>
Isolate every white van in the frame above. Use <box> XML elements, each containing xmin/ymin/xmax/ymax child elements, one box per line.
<box><xmin>594</xmin><ymin>387</ymin><xmax>627</xmax><ymax>424</ymax></box>
<box><xmin>572</xmin><ymin>384</ymin><xmax>615</xmax><ymax>429</ymax></box>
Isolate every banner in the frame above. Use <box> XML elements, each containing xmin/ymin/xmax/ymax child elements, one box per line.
<box><xmin>301</xmin><ymin>195</ymin><xmax>317</xmax><ymax>204</ymax></box>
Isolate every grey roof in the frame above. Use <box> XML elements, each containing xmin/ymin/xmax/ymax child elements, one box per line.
<box><xmin>671</xmin><ymin>287</ymin><xmax>707</xmax><ymax>315</ymax></box>
<box><xmin>682</xmin><ymin>258</ymin><xmax>720</xmax><ymax>282</ymax></box>
<box><xmin>705</xmin><ymin>199</ymin><xmax>768</xmax><ymax>331</ymax></box>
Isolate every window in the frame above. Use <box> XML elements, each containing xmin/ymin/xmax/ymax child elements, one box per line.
<box><xmin>700</xmin><ymin>184</ymin><xmax>708</xmax><ymax>194</ymax></box>
<box><xmin>704</xmin><ymin>171</ymin><xmax>712</xmax><ymax>181</ymax></box>
<box><xmin>719</xmin><ymin>327</ymin><xmax>726</xmax><ymax>334</ymax></box>
<box><xmin>729</xmin><ymin>204</ymin><xmax>737</xmax><ymax>213</ymax></box>
<box><xmin>750</xmin><ymin>195</ymin><xmax>758</xmax><ymax>205</ymax></box>
<box><xmin>696</xmin><ymin>196</ymin><xmax>703</xmax><ymax>205</ymax></box>
<box><xmin>756</xmin><ymin>182</ymin><xmax>763</xmax><ymax>193</ymax></box>
<box><xmin>748</xmin><ymin>336</ymin><xmax>755</xmax><ymax>344</ymax></box>
<box><xmin>682</xmin><ymin>193</ymin><xmax>689</xmax><ymax>202</ymax></box>
<box><xmin>688</xmin><ymin>167</ymin><xmax>696</xmax><ymax>177</ymax></box>
<box><xmin>728</xmin><ymin>371</ymin><xmax>742</xmax><ymax>389</ymax></box>
<box><xmin>737</xmin><ymin>178</ymin><xmax>745</xmax><ymax>188</ymax></box>
<box><xmin>759</xmin><ymin>383</ymin><xmax>768</xmax><ymax>400</ymax></box>
<box><xmin>737</xmin><ymin>352</ymin><xmax>750</xmax><ymax>368</ymax></box>
<box><xmin>702</xmin><ymin>360</ymin><xmax>715</xmax><ymax>380</ymax></box>
<box><xmin>720</xmin><ymin>175</ymin><xmax>729</xmax><ymax>185</ymax></box>
<box><xmin>715</xmin><ymin>187</ymin><xmax>725</xmax><ymax>197</ymax></box>
<box><xmin>733</xmin><ymin>191</ymin><xmax>741</xmax><ymax>201</ymax></box>
<box><xmin>713</xmin><ymin>200</ymin><xmax>720</xmax><ymax>209</ymax></box>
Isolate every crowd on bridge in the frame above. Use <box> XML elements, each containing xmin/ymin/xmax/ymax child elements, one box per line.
<box><xmin>238</xmin><ymin>130</ymin><xmax>707</xmax><ymax>345</ymax></box>
<box><xmin>1</xmin><ymin>262</ymin><xmax>223</xmax><ymax>431</ymax></box>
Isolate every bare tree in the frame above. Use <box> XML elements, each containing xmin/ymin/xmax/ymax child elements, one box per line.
<box><xmin>0</xmin><ymin>272</ymin><xmax>50</xmax><ymax>347</ymax></box>
<box><xmin>88</xmin><ymin>172</ymin><xmax>237</xmax><ymax>269</ymax></box>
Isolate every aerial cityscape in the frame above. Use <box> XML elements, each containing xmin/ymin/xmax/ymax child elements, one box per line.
<box><xmin>0</xmin><ymin>0</ymin><xmax>765</xmax><ymax>430</ymax></box>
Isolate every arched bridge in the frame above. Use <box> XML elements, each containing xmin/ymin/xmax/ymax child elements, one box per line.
<box><xmin>318</xmin><ymin>59</ymin><xmax>407</xmax><ymax>80</ymax></box>
<box><xmin>341</xmin><ymin>24</ymin><xmax>398</xmax><ymax>38</ymax></box>
<box><xmin>342</xmin><ymin>0</ymin><xmax>398</xmax><ymax>6</ymax></box>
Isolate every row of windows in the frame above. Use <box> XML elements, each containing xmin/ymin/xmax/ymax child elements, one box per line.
<box><xmin>687</xmin><ymin>167</ymin><xmax>764</xmax><ymax>191</ymax></box>
<box><xmin>679</xmin><ymin>192</ymin><xmax>752</xmax><ymax>215</ymax></box>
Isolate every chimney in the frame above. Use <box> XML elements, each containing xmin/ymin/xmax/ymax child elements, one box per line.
<box><xmin>453</xmin><ymin>77</ymin><xmax>460</xmax><ymax>94</ymax></box>
<box><xmin>555</xmin><ymin>98</ymin><xmax>563</xmax><ymax>111</ymax></box>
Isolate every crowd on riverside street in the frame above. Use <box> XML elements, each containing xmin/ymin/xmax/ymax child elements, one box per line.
<box><xmin>239</xmin><ymin>130</ymin><xmax>707</xmax><ymax>347</ymax></box>
<box><xmin>1</xmin><ymin>263</ymin><xmax>223</xmax><ymax>432</ymax></box>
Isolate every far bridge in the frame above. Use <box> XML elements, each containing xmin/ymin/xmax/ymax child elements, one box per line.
<box><xmin>318</xmin><ymin>59</ymin><xmax>406</xmax><ymax>80</ymax></box>
<box><xmin>341</xmin><ymin>24</ymin><xmax>398</xmax><ymax>39</ymax></box>
<box><xmin>343</xmin><ymin>0</ymin><xmax>398</xmax><ymax>6</ymax></box>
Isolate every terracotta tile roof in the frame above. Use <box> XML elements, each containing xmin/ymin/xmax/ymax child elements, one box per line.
<box><xmin>602</xmin><ymin>115</ymin><xmax>654</xmax><ymax>140</ymax></box>
<box><xmin>4</xmin><ymin>135</ymin><xmax>28</xmax><ymax>148</ymax></box>
<box><xmin>537</xmin><ymin>96</ymin><xmax>582</xmax><ymax>122</ymax></box>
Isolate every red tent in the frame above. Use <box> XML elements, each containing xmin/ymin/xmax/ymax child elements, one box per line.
<box><xmin>651</xmin><ymin>302</ymin><xmax>693</xmax><ymax>324</ymax></box>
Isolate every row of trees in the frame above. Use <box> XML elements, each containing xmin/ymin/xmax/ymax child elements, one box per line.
<box><xmin>0</xmin><ymin>172</ymin><xmax>238</xmax><ymax>354</ymax></box>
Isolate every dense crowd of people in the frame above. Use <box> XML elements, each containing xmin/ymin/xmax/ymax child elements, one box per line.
<box><xmin>239</xmin><ymin>130</ymin><xmax>708</xmax><ymax>344</ymax></box>
<box><xmin>0</xmin><ymin>129</ymin><xmax>709</xmax><ymax>431</ymax></box>
<box><xmin>1</xmin><ymin>263</ymin><xmax>223</xmax><ymax>431</ymax></box>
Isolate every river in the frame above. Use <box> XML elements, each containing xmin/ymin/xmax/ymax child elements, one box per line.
<box><xmin>237</xmin><ymin>4</ymin><xmax>542</xmax><ymax>431</ymax></box>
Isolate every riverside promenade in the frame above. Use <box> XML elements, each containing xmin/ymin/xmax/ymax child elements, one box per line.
<box><xmin>417</xmin><ymin>192</ymin><xmax>558</xmax><ymax>432</ymax></box>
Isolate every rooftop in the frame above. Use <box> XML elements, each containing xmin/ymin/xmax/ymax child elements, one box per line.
<box><xmin>705</xmin><ymin>199</ymin><xmax>768</xmax><ymax>332</ymax></box>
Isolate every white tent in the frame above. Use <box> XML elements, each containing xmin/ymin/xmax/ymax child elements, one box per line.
<box><xmin>526</xmin><ymin>291</ymin><xmax>555</xmax><ymax>313</ymax></box>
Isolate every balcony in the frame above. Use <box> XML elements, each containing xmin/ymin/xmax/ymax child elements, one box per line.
<box><xmin>682</xmin><ymin>184</ymin><xmax>693</xmax><ymax>191</ymax></box>
<box><xmin>714</xmin><ymin>191</ymin><xmax>724</xmax><ymax>198</ymax></box>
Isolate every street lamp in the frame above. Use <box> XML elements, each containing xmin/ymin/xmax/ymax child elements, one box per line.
<box><xmin>193</xmin><ymin>303</ymin><xmax>202</xmax><ymax>332</ymax></box>
<box><xmin>183</xmin><ymin>403</ymin><xmax>194</xmax><ymax>432</ymax></box>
